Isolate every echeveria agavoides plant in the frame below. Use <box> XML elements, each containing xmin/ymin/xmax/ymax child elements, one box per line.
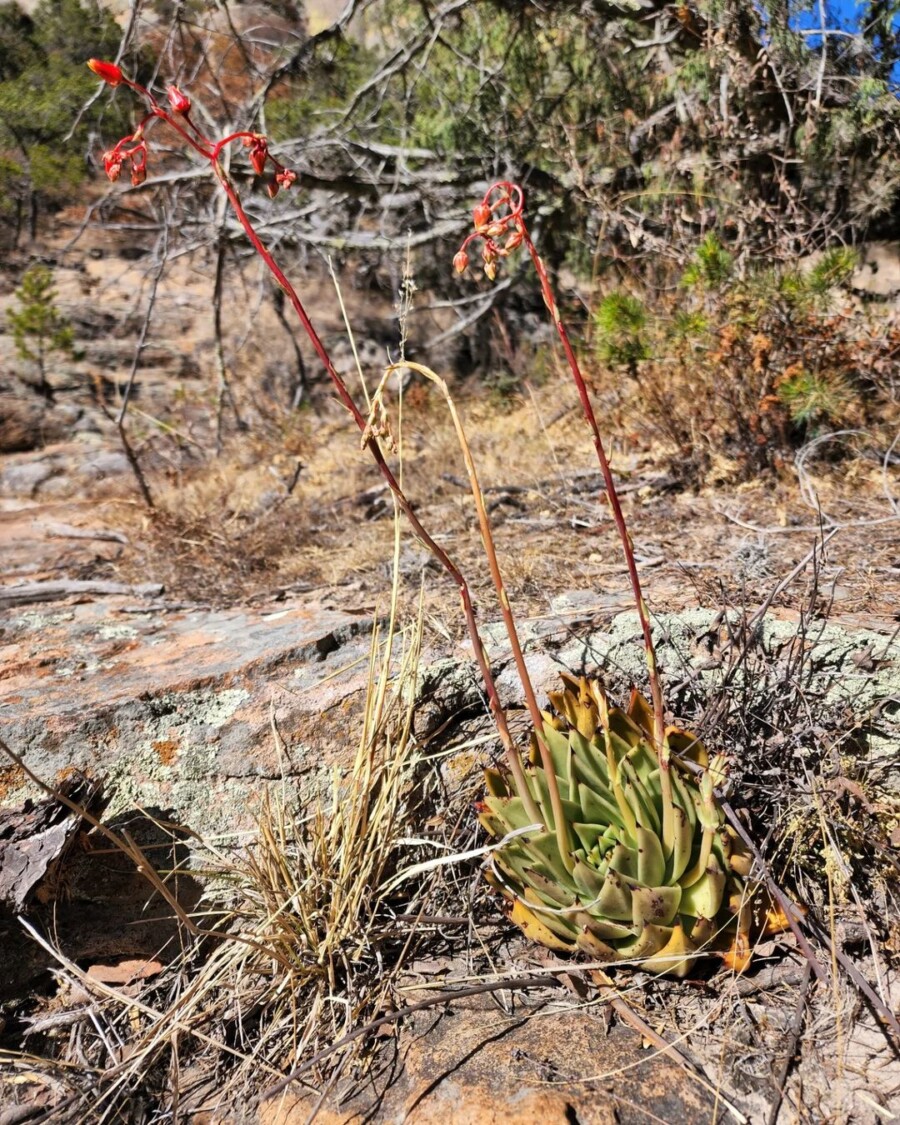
<box><xmin>88</xmin><ymin>61</ymin><xmax>758</xmax><ymax>973</ymax></box>
<box><xmin>454</xmin><ymin>183</ymin><xmax>761</xmax><ymax>972</ymax></box>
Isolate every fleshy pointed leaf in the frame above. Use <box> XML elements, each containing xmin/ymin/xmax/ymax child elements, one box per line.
<box><xmin>631</xmin><ymin>883</ymin><xmax>682</xmax><ymax>927</ymax></box>
<box><xmin>626</xmin><ymin>688</ymin><xmax>655</xmax><ymax>740</ymax></box>
<box><xmin>572</xmin><ymin>859</ymin><xmax>604</xmax><ymax>898</ymax></box>
<box><xmin>484</xmin><ymin>768</ymin><xmax>510</xmax><ymax>798</ymax></box>
<box><xmin>615</xmin><ymin>923</ymin><xmax>672</xmax><ymax>963</ymax></box>
<box><xmin>679</xmin><ymin>864</ymin><xmax>726</xmax><ymax>920</ymax></box>
<box><xmin>620</xmin><ymin>760</ymin><xmax>661</xmax><ymax>836</ymax></box>
<box><xmin>510</xmin><ymin>898</ymin><xmax>573</xmax><ymax>952</ymax></box>
<box><xmin>635</xmin><ymin>824</ymin><xmax>665</xmax><ymax>886</ymax></box>
<box><xmin>538</xmin><ymin>723</ymin><xmax>571</xmax><ymax>776</ymax></box>
<box><xmin>575</xmin><ymin>913</ymin><xmax>635</xmax><ymax>940</ymax></box>
<box><xmin>577</xmin><ymin>782</ymin><xmax>623</xmax><ymax>829</ymax></box>
<box><xmin>522</xmin><ymin>831</ymin><xmax>575</xmax><ymax>887</ymax></box>
<box><xmin>576</xmin><ymin>928</ymin><xmax>617</xmax><ymax>959</ymax></box>
<box><xmin>667</xmin><ymin>804</ymin><xmax>693</xmax><ymax>883</ymax></box>
<box><xmin>641</xmin><ymin>923</ymin><xmax>697</xmax><ymax>977</ymax></box>
<box><xmin>666</xmin><ymin>727</ymin><xmax>709</xmax><ymax>769</ymax></box>
<box><xmin>484</xmin><ymin>795</ymin><xmax>538</xmax><ymax>833</ymax></box>
<box><xmin>596</xmin><ymin>868</ymin><xmax>635</xmax><ymax>921</ymax></box>
<box><xmin>569</xmin><ymin>729</ymin><xmax>609</xmax><ymax>788</ymax></box>
<box><xmin>608</xmin><ymin>842</ymin><xmax>640</xmax><ymax>881</ymax></box>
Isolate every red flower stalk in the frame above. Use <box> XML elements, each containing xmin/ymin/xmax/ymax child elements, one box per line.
<box><xmin>455</xmin><ymin>181</ymin><xmax>675</xmax><ymax>852</ymax></box>
<box><xmin>87</xmin><ymin>65</ymin><xmax>539</xmax><ymax>822</ymax></box>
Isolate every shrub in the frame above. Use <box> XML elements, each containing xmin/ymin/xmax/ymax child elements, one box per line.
<box><xmin>598</xmin><ymin>239</ymin><xmax>892</xmax><ymax>482</ymax></box>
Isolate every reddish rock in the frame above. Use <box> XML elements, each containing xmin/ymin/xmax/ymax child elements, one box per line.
<box><xmin>258</xmin><ymin>996</ymin><xmax>716</xmax><ymax>1124</ymax></box>
<box><xmin>0</xmin><ymin>593</ymin><xmax>377</xmax><ymax>834</ymax></box>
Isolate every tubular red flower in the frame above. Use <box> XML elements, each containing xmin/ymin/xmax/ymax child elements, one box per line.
<box><xmin>275</xmin><ymin>168</ymin><xmax>297</xmax><ymax>189</ymax></box>
<box><xmin>166</xmin><ymin>85</ymin><xmax>191</xmax><ymax>114</ymax></box>
<box><xmin>452</xmin><ymin>248</ymin><xmax>469</xmax><ymax>274</ymax></box>
<box><xmin>88</xmin><ymin>59</ymin><xmax>123</xmax><ymax>87</ymax></box>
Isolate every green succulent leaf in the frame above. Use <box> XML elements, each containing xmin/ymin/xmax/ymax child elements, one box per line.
<box><xmin>631</xmin><ymin>884</ymin><xmax>682</xmax><ymax>927</ymax></box>
<box><xmin>679</xmin><ymin>863</ymin><xmax>727</xmax><ymax>920</ymax></box>
<box><xmin>596</xmin><ymin>868</ymin><xmax>635</xmax><ymax>921</ymax></box>
<box><xmin>635</xmin><ymin>824</ymin><xmax>666</xmax><ymax>886</ymax></box>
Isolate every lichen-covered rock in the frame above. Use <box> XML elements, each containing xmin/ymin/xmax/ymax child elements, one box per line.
<box><xmin>0</xmin><ymin>595</ymin><xmax>377</xmax><ymax>833</ymax></box>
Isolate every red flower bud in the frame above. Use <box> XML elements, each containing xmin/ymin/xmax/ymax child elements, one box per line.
<box><xmin>266</xmin><ymin>180</ymin><xmax>279</xmax><ymax>199</ymax></box>
<box><xmin>102</xmin><ymin>150</ymin><xmax>122</xmax><ymax>182</ymax></box>
<box><xmin>452</xmin><ymin>249</ymin><xmax>469</xmax><ymax>274</ymax></box>
<box><xmin>504</xmin><ymin>229</ymin><xmax>524</xmax><ymax>252</ymax></box>
<box><xmin>484</xmin><ymin>259</ymin><xmax>498</xmax><ymax>282</ymax></box>
<box><xmin>166</xmin><ymin>85</ymin><xmax>191</xmax><ymax>114</ymax></box>
<box><xmin>88</xmin><ymin>59</ymin><xmax>123</xmax><ymax>87</ymax></box>
<box><xmin>250</xmin><ymin>142</ymin><xmax>268</xmax><ymax>176</ymax></box>
<box><xmin>275</xmin><ymin>168</ymin><xmax>297</xmax><ymax>189</ymax></box>
<box><xmin>131</xmin><ymin>164</ymin><xmax>147</xmax><ymax>186</ymax></box>
<box><xmin>473</xmin><ymin>202</ymin><xmax>491</xmax><ymax>231</ymax></box>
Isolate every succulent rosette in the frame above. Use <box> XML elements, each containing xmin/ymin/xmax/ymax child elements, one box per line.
<box><xmin>479</xmin><ymin>675</ymin><xmax>754</xmax><ymax>976</ymax></box>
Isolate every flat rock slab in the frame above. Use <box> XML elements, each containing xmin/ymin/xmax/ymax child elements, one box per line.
<box><xmin>0</xmin><ymin>499</ymin><xmax>128</xmax><ymax>582</ymax></box>
<box><xmin>0</xmin><ymin>595</ymin><xmax>377</xmax><ymax>833</ymax></box>
<box><xmin>260</xmin><ymin>995</ymin><xmax>717</xmax><ymax>1124</ymax></box>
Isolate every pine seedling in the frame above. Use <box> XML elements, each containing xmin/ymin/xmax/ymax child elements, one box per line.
<box><xmin>9</xmin><ymin>263</ymin><xmax>77</xmax><ymax>400</ymax></box>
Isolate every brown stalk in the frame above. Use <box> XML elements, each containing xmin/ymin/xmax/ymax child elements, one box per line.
<box><xmin>382</xmin><ymin>361</ymin><xmax>567</xmax><ymax>857</ymax></box>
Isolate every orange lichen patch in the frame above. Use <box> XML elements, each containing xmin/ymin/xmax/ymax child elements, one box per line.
<box><xmin>153</xmin><ymin>738</ymin><xmax>180</xmax><ymax>765</ymax></box>
<box><xmin>0</xmin><ymin>764</ymin><xmax>25</xmax><ymax>800</ymax></box>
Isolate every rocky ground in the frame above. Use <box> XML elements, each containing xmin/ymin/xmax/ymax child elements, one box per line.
<box><xmin>1</xmin><ymin>212</ymin><xmax>899</xmax><ymax>1122</ymax></box>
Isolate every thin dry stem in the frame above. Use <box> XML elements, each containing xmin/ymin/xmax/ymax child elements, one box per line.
<box><xmin>381</xmin><ymin>360</ymin><xmax>565</xmax><ymax>854</ymax></box>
